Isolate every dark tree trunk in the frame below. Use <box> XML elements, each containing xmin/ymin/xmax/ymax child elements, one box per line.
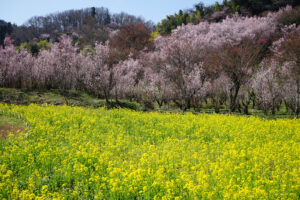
<box><xmin>284</xmin><ymin>100</ymin><xmax>289</xmax><ymax>113</ymax></box>
<box><xmin>277</xmin><ymin>100</ymin><xmax>282</xmax><ymax>112</ymax></box>
<box><xmin>156</xmin><ymin>100</ymin><xmax>163</xmax><ymax>108</ymax></box>
<box><xmin>271</xmin><ymin>99</ymin><xmax>276</xmax><ymax>115</ymax></box>
<box><xmin>214</xmin><ymin>106</ymin><xmax>220</xmax><ymax>113</ymax></box>
<box><xmin>212</xmin><ymin>98</ymin><xmax>220</xmax><ymax>113</ymax></box>
<box><xmin>243</xmin><ymin>105</ymin><xmax>249</xmax><ymax>115</ymax></box>
<box><xmin>230</xmin><ymin>83</ymin><xmax>240</xmax><ymax>113</ymax></box>
<box><xmin>185</xmin><ymin>98</ymin><xmax>191</xmax><ymax>111</ymax></box>
<box><xmin>296</xmin><ymin>80</ymin><xmax>300</xmax><ymax>117</ymax></box>
<box><xmin>242</xmin><ymin>100</ymin><xmax>250</xmax><ymax>115</ymax></box>
<box><xmin>104</xmin><ymin>90</ymin><xmax>110</xmax><ymax>105</ymax></box>
<box><xmin>115</xmin><ymin>93</ymin><xmax>120</xmax><ymax>105</ymax></box>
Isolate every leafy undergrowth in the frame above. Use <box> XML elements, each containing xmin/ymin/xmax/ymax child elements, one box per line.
<box><xmin>0</xmin><ymin>103</ymin><xmax>299</xmax><ymax>199</ymax></box>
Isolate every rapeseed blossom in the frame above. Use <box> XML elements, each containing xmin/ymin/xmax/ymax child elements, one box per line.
<box><xmin>0</xmin><ymin>103</ymin><xmax>299</xmax><ymax>199</ymax></box>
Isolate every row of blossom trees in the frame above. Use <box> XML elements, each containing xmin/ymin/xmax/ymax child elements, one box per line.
<box><xmin>0</xmin><ymin>7</ymin><xmax>299</xmax><ymax>115</ymax></box>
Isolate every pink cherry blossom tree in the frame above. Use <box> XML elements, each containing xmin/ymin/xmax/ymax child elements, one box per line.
<box><xmin>0</xmin><ymin>37</ymin><xmax>34</xmax><ymax>89</ymax></box>
<box><xmin>252</xmin><ymin>60</ymin><xmax>282</xmax><ymax>115</ymax></box>
<box><xmin>137</xmin><ymin>66</ymin><xmax>175</xmax><ymax>108</ymax></box>
<box><xmin>33</xmin><ymin>35</ymin><xmax>85</xmax><ymax>103</ymax></box>
<box><xmin>84</xmin><ymin>42</ymin><xmax>113</xmax><ymax>104</ymax></box>
<box><xmin>154</xmin><ymin>12</ymin><xmax>278</xmax><ymax>111</ymax></box>
<box><xmin>271</xmin><ymin>26</ymin><xmax>300</xmax><ymax>116</ymax></box>
<box><xmin>112</xmin><ymin>58</ymin><xmax>143</xmax><ymax>102</ymax></box>
<box><xmin>208</xmin><ymin>74</ymin><xmax>232</xmax><ymax>113</ymax></box>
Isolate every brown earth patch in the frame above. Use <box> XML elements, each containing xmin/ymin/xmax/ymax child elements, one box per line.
<box><xmin>0</xmin><ymin>125</ymin><xmax>24</xmax><ymax>139</ymax></box>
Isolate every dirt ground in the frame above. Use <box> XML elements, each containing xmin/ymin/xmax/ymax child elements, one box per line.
<box><xmin>0</xmin><ymin>125</ymin><xmax>24</xmax><ymax>139</ymax></box>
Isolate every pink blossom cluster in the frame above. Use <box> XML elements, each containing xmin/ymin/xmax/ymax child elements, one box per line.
<box><xmin>0</xmin><ymin>7</ymin><xmax>299</xmax><ymax>115</ymax></box>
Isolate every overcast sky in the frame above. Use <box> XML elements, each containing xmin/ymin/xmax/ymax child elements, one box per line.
<box><xmin>1</xmin><ymin>0</ymin><xmax>220</xmax><ymax>25</ymax></box>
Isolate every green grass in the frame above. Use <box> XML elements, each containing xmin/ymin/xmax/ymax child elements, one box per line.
<box><xmin>0</xmin><ymin>88</ymin><xmax>142</xmax><ymax>110</ymax></box>
<box><xmin>0</xmin><ymin>113</ymin><xmax>24</xmax><ymax>128</ymax></box>
<box><xmin>0</xmin><ymin>87</ymin><xmax>296</xmax><ymax>119</ymax></box>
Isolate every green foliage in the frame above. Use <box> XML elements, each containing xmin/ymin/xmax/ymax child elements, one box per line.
<box><xmin>17</xmin><ymin>39</ymin><xmax>49</xmax><ymax>54</ymax></box>
<box><xmin>157</xmin><ymin>9</ymin><xmax>201</xmax><ymax>35</ymax></box>
<box><xmin>20</xmin><ymin>41</ymin><xmax>29</xmax><ymax>49</ymax></box>
<box><xmin>157</xmin><ymin>16</ymin><xmax>178</xmax><ymax>35</ymax></box>
<box><xmin>230</xmin><ymin>1</ymin><xmax>240</xmax><ymax>12</ymax></box>
<box><xmin>38</xmin><ymin>40</ymin><xmax>51</xmax><ymax>50</ymax></box>
<box><xmin>214</xmin><ymin>2</ymin><xmax>222</xmax><ymax>11</ymax></box>
<box><xmin>156</xmin><ymin>0</ymin><xmax>299</xmax><ymax>35</ymax></box>
<box><xmin>20</xmin><ymin>41</ymin><xmax>40</xmax><ymax>55</ymax></box>
<box><xmin>157</xmin><ymin>1</ymin><xmax>232</xmax><ymax>35</ymax></box>
<box><xmin>149</xmin><ymin>31</ymin><xmax>160</xmax><ymax>41</ymax></box>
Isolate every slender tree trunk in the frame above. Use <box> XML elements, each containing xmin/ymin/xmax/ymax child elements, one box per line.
<box><xmin>185</xmin><ymin>98</ymin><xmax>191</xmax><ymax>111</ymax></box>
<box><xmin>295</xmin><ymin>80</ymin><xmax>300</xmax><ymax>117</ymax></box>
<box><xmin>243</xmin><ymin>105</ymin><xmax>249</xmax><ymax>115</ymax></box>
<box><xmin>277</xmin><ymin>100</ymin><xmax>282</xmax><ymax>112</ymax></box>
<box><xmin>271</xmin><ymin>99</ymin><xmax>276</xmax><ymax>115</ymax></box>
<box><xmin>115</xmin><ymin>91</ymin><xmax>120</xmax><ymax>105</ymax></box>
<box><xmin>212</xmin><ymin>98</ymin><xmax>220</xmax><ymax>113</ymax></box>
<box><xmin>252</xmin><ymin>98</ymin><xmax>256</xmax><ymax>109</ymax></box>
<box><xmin>284</xmin><ymin>100</ymin><xmax>289</xmax><ymax>113</ymax></box>
<box><xmin>104</xmin><ymin>90</ymin><xmax>110</xmax><ymax>105</ymax></box>
<box><xmin>230</xmin><ymin>83</ymin><xmax>240</xmax><ymax>113</ymax></box>
<box><xmin>242</xmin><ymin>101</ymin><xmax>250</xmax><ymax>115</ymax></box>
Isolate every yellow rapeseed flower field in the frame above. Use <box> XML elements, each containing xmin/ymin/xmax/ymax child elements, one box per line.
<box><xmin>0</xmin><ymin>103</ymin><xmax>299</xmax><ymax>199</ymax></box>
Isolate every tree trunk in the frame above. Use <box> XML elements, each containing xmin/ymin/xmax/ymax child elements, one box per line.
<box><xmin>104</xmin><ymin>90</ymin><xmax>110</xmax><ymax>105</ymax></box>
<box><xmin>214</xmin><ymin>106</ymin><xmax>220</xmax><ymax>113</ymax></box>
<box><xmin>271</xmin><ymin>99</ymin><xmax>276</xmax><ymax>115</ymax></box>
<box><xmin>156</xmin><ymin>100</ymin><xmax>163</xmax><ymax>108</ymax></box>
<box><xmin>185</xmin><ymin>98</ymin><xmax>191</xmax><ymax>111</ymax></box>
<box><xmin>296</xmin><ymin>80</ymin><xmax>300</xmax><ymax>117</ymax></box>
<box><xmin>277</xmin><ymin>100</ymin><xmax>282</xmax><ymax>112</ymax></box>
<box><xmin>212</xmin><ymin>98</ymin><xmax>220</xmax><ymax>113</ymax></box>
<box><xmin>243</xmin><ymin>105</ymin><xmax>249</xmax><ymax>115</ymax></box>
<box><xmin>115</xmin><ymin>94</ymin><xmax>120</xmax><ymax>105</ymax></box>
<box><xmin>242</xmin><ymin>100</ymin><xmax>250</xmax><ymax>115</ymax></box>
<box><xmin>230</xmin><ymin>83</ymin><xmax>240</xmax><ymax>113</ymax></box>
<box><xmin>284</xmin><ymin>100</ymin><xmax>289</xmax><ymax>113</ymax></box>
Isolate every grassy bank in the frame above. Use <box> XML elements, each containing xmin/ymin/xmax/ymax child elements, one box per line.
<box><xmin>0</xmin><ymin>88</ymin><xmax>297</xmax><ymax>119</ymax></box>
